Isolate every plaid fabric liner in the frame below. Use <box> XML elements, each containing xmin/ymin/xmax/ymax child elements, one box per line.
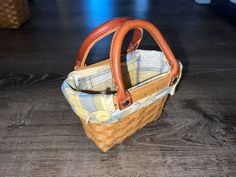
<box><xmin>61</xmin><ymin>50</ymin><xmax>181</xmax><ymax>124</ymax></box>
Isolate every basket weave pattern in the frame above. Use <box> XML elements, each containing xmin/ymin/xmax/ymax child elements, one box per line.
<box><xmin>0</xmin><ymin>0</ymin><xmax>30</xmax><ymax>29</ymax></box>
<box><xmin>81</xmin><ymin>96</ymin><xmax>168</xmax><ymax>152</ymax></box>
<box><xmin>62</xmin><ymin>18</ymin><xmax>182</xmax><ymax>152</ymax></box>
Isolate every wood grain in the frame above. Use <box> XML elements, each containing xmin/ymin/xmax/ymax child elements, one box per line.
<box><xmin>0</xmin><ymin>70</ymin><xmax>235</xmax><ymax>177</ymax></box>
<box><xmin>0</xmin><ymin>0</ymin><xmax>236</xmax><ymax>176</ymax></box>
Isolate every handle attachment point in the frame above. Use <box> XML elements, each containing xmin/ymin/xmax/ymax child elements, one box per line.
<box><xmin>110</xmin><ymin>19</ymin><xmax>179</xmax><ymax>110</ymax></box>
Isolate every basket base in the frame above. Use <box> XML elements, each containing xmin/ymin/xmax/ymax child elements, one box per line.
<box><xmin>80</xmin><ymin>96</ymin><xmax>168</xmax><ymax>152</ymax></box>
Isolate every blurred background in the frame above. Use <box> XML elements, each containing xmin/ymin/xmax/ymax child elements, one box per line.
<box><xmin>0</xmin><ymin>0</ymin><xmax>235</xmax><ymax>74</ymax></box>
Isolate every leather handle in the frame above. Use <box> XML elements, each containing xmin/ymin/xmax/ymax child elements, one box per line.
<box><xmin>74</xmin><ymin>17</ymin><xmax>143</xmax><ymax>70</ymax></box>
<box><xmin>110</xmin><ymin>19</ymin><xmax>179</xmax><ymax>110</ymax></box>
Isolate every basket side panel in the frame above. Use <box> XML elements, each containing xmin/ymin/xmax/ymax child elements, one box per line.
<box><xmin>81</xmin><ymin>96</ymin><xmax>168</xmax><ymax>152</ymax></box>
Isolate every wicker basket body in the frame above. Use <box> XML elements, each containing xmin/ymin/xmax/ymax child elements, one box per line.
<box><xmin>62</xmin><ymin>18</ymin><xmax>182</xmax><ymax>152</ymax></box>
<box><xmin>81</xmin><ymin>96</ymin><xmax>168</xmax><ymax>152</ymax></box>
<box><xmin>0</xmin><ymin>0</ymin><xmax>30</xmax><ymax>29</ymax></box>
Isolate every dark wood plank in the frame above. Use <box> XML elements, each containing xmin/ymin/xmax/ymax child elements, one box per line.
<box><xmin>0</xmin><ymin>70</ymin><xmax>235</xmax><ymax>177</ymax></box>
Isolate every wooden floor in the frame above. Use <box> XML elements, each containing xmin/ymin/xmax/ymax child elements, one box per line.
<box><xmin>0</xmin><ymin>0</ymin><xmax>236</xmax><ymax>176</ymax></box>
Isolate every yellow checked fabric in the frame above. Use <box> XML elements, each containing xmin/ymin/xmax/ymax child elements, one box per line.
<box><xmin>62</xmin><ymin>50</ymin><xmax>173</xmax><ymax>124</ymax></box>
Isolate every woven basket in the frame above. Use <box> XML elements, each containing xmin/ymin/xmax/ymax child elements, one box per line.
<box><xmin>81</xmin><ymin>96</ymin><xmax>168</xmax><ymax>152</ymax></box>
<box><xmin>0</xmin><ymin>0</ymin><xmax>30</xmax><ymax>29</ymax></box>
<box><xmin>62</xmin><ymin>18</ymin><xmax>182</xmax><ymax>152</ymax></box>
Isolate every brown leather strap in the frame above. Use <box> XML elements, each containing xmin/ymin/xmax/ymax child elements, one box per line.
<box><xmin>110</xmin><ymin>19</ymin><xmax>179</xmax><ymax>110</ymax></box>
<box><xmin>74</xmin><ymin>17</ymin><xmax>143</xmax><ymax>70</ymax></box>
